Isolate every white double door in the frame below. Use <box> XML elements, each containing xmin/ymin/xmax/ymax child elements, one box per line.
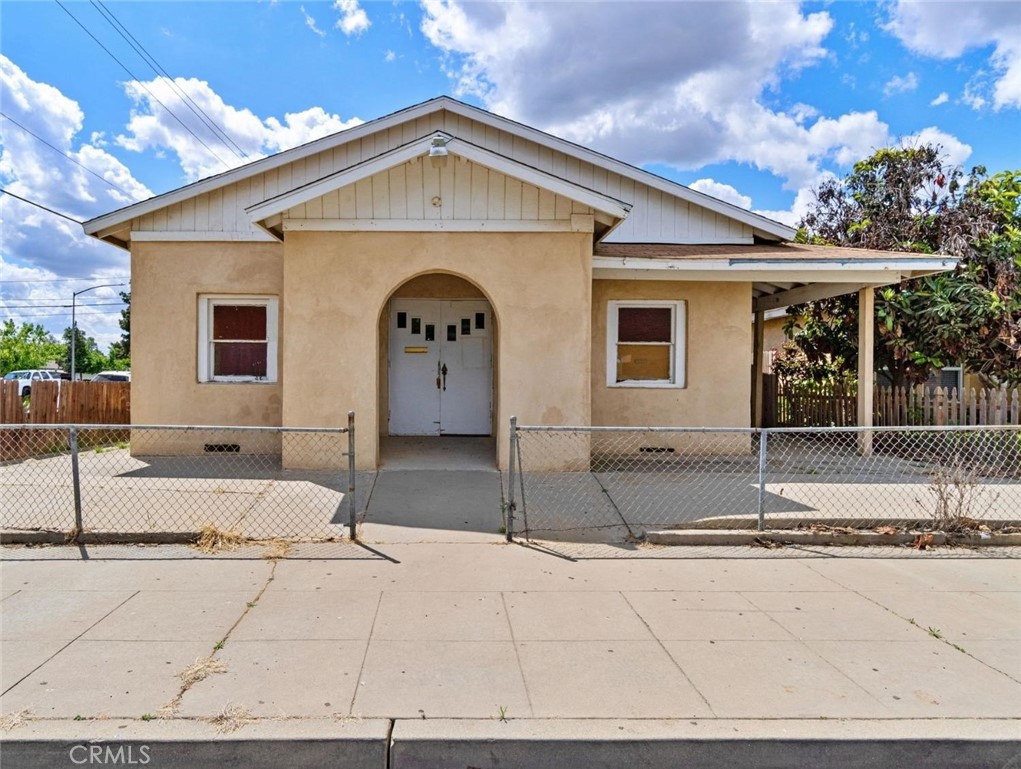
<box><xmin>389</xmin><ymin>299</ymin><xmax>493</xmax><ymax>436</ymax></box>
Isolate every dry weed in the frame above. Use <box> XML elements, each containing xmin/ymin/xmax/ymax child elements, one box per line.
<box><xmin>0</xmin><ymin>708</ymin><xmax>31</xmax><ymax>732</ymax></box>
<box><xmin>178</xmin><ymin>656</ymin><xmax>228</xmax><ymax>687</ymax></box>
<box><xmin>209</xmin><ymin>703</ymin><xmax>253</xmax><ymax>734</ymax></box>
<box><xmin>194</xmin><ymin>524</ymin><xmax>245</xmax><ymax>553</ymax></box>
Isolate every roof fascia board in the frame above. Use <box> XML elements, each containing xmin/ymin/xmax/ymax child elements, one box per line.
<box><xmin>446</xmin><ymin>138</ymin><xmax>630</xmax><ymax>219</ymax></box>
<box><xmin>83</xmin><ymin>98</ymin><xmax>448</xmax><ymax>235</ymax></box>
<box><xmin>592</xmin><ymin>255</ymin><xmax>957</xmax><ymax>273</ymax></box>
<box><xmin>246</xmin><ymin>136</ymin><xmax>435</xmax><ymax>220</ymax></box>
<box><xmin>85</xmin><ymin>96</ymin><xmax>793</xmax><ymax>241</ymax></box>
<box><xmin>248</xmin><ymin>133</ymin><xmax>632</xmax><ymax>222</ymax></box>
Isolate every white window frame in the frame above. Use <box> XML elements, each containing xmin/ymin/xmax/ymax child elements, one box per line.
<box><xmin>197</xmin><ymin>295</ymin><xmax>278</xmax><ymax>383</ymax></box>
<box><xmin>606</xmin><ymin>300</ymin><xmax>686</xmax><ymax>389</ymax></box>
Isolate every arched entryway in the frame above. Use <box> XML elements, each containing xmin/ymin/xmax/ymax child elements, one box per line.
<box><xmin>377</xmin><ymin>272</ymin><xmax>498</xmax><ymax>468</ymax></box>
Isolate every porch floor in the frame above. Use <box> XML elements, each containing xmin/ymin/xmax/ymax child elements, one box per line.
<box><xmin>379</xmin><ymin>435</ymin><xmax>496</xmax><ymax>470</ymax></box>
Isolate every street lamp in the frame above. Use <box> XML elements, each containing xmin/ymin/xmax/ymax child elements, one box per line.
<box><xmin>70</xmin><ymin>283</ymin><xmax>127</xmax><ymax>381</ymax></box>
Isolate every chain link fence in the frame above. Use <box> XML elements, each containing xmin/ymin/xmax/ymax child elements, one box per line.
<box><xmin>1</xmin><ymin>417</ymin><xmax>356</xmax><ymax>542</ymax></box>
<box><xmin>506</xmin><ymin>423</ymin><xmax>1021</xmax><ymax>542</ymax></box>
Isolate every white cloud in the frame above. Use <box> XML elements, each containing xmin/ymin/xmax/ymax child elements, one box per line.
<box><xmin>385</xmin><ymin>49</ymin><xmax>397</xmax><ymax>63</ymax></box>
<box><xmin>930</xmin><ymin>91</ymin><xmax>950</xmax><ymax>106</ymax></box>
<box><xmin>0</xmin><ymin>56</ymin><xmax>145</xmax><ymax>348</ymax></box>
<box><xmin>900</xmin><ymin>126</ymin><xmax>973</xmax><ymax>168</ymax></box>
<box><xmin>753</xmin><ymin>186</ymin><xmax>821</xmax><ymax>228</ymax></box>
<box><xmin>883</xmin><ymin>71</ymin><xmax>919</xmax><ymax>96</ymax></box>
<box><xmin>116</xmin><ymin>77</ymin><xmax>363</xmax><ymax>181</ymax></box>
<box><xmin>301</xmin><ymin>5</ymin><xmax>327</xmax><ymax>38</ymax></box>
<box><xmin>885</xmin><ymin>0</ymin><xmax>1021</xmax><ymax>109</ymax></box>
<box><xmin>689</xmin><ymin>178</ymin><xmax>751</xmax><ymax>210</ymax></box>
<box><xmin>420</xmin><ymin>1</ymin><xmax>892</xmax><ymax>191</ymax></box>
<box><xmin>334</xmin><ymin>0</ymin><xmax>370</xmax><ymax>36</ymax></box>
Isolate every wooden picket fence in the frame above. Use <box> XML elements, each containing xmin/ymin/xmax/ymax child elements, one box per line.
<box><xmin>0</xmin><ymin>380</ymin><xmax>130</xmax><ymax>424</ymax></box>
<box><xmin>875</xmin><ymin>384</ymin><xmax>1020</xmax><ymax>427</ymax></box>
<box><xmin>766</xmin><ymin>376</ymin><xmax>1020</xmax><ymax>427</ymax></box>
<box><xmin>770</xmin><ymin>379</ymin><xmax>858</xmax><ymax>428</ymax></box>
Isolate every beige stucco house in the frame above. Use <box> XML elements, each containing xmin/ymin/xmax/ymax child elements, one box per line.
<box><xmin>83</xmin><ymin>97</ymin><xmax>954</xmax><ymax>470</ymax></box>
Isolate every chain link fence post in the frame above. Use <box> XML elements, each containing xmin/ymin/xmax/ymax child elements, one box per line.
<box><xmin>347</xmin><ymin>411</ymin><xmax>356</xmax><ymax>541</ymax></box>
<box><xmin>68</xmin><ymin>426</ymin><xmax>83</xmax><ymax>540</ymax></box>
<box><xmin>757</xmin><ymin>429</ymin><xmax>768</xmax><ymax>532</ymax></box>
<box><xmin>506</xmin><ymin>416</ymin><xmax>517</xmax><ymax>542</ymax></box>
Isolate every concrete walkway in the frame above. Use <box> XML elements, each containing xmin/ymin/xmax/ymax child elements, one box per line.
<box><xmin>2</xmin><ymin>541</ymin><xmax>1019</xmax><ymax>768</ymax></box>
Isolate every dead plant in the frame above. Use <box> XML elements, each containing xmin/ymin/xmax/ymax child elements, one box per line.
<box><xmin>194</xmin><ymin>524</ymin><xmax>245</xmax><ymax>553</ymax></box>
<box><xmin>921</xmin><ymin>458</ymin><xmax>999</xmax><ymax>533</ymax></box>
<box><xmin>208</xmin><ymin>703</ymin><xmax>253</xmax><ymax>734</ymax></box>
<box><xmin>178</xmin><ymin>656</ymin><xmax>228</xmax><ymax>687</ymax></box>
<box><xmin>0</xmin><ymin>708</ymin><xmax>31</xmax><ymax>732</ymax></box>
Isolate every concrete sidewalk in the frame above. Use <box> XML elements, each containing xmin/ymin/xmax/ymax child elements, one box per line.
<box><xmin>2</xmin><ymin>542</ymin><xmax>1019</xmax><ymax>768</ymax></box>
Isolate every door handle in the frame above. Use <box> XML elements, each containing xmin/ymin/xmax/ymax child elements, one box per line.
<box><xmin>436</xmin><ymin>361</ymin><xmax>441</xmax><ymax>390</ymax></box>
<box><xmin>441</xmin><ymin>363</ymin><xmax>448</xmax><ymax>391</ymax></box>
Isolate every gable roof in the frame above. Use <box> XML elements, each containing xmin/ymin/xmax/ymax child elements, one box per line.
<box><xmin>83</xmin><ymin>96</ymin><xmax>794</xmax><ymax>243</ymax></box>
<box><xmin>246</xmin><ymin>131</ymin><xmax>631</xmax><ymax>227</ymax></box>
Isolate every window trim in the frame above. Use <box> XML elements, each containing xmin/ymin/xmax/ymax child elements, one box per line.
<box><xmin>606</xmin><ymin>300</ymin><xmax>686</xmax><ymax>389</ymax></box>
<box><xmin>197</xmin><ymin>295</ymin><xmax>278</xmax><ymax>383</ymax></box>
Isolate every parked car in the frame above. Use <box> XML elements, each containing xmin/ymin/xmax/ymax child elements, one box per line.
<box><xmin>91</xmin><ymin>371</ymin><xmax>131</xmax><ymax>383</ymax></box>
<box><xmin>2</xmin><ymin>369</ymin><xmax>65</xmax><ymax>396</ymax></box>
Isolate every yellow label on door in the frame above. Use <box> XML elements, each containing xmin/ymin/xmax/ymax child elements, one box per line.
<box><xmin>404</xmin><ymin>346</ymin><xmax>429</xmax><ymax>353</ymax></box>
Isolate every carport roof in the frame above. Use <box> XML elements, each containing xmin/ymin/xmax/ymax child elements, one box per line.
<box><xmin>592</xmin><ymin>242</ymin><xmax>958</xmax><ymax>312</ymax></box>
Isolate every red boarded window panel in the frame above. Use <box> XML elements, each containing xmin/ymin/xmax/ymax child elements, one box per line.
<box><xmin>213</xmin><ymin>305</ymin><xmax>266</xmax><ymax>341</ymax></box>
<box><xmin>617</xmin><ymin>307</ymin><xmax>672</xmax><ymax>343</ymax></box>
<box><xmin>213</xmin><ymin>342</ymin><xmax>268</xmax><ymax>377</ymax></box>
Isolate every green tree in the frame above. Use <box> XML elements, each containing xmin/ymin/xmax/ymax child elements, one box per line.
<box><xmin>0</xmin><ymin>320</ymin><xmax>63</xmax><ymax>373</ymax></box>
<box><xmin>59</xmin><ymin>326</ymin><xmax>106</xmax><ymax>376</ymax></box>
<box><xmin>788</xmin><ymin>147</ymin><xmax>1020</xmax><ymax>388</ymax></box>
<box><xmin>106</xmin><ymin>291</ymin><xmax>131</xmax><ymax>369</ymax></box>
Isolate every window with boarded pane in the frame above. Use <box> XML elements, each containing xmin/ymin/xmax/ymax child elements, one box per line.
<box><xmin>198</xmin><ymin>296</ymin><xmax>278</xmax><ymax>383</ymax></box>
<box><xmin>212</xmin><ymin>305</ymin><xmax>267</xmax><ymax>377</ymax></box>
<box><xmin>607</xmin><ymin>301</ymin><xmax>685</xmax><ymax>387</ymax></box>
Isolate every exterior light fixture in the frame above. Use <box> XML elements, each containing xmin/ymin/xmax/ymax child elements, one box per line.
<box><xmin>429</xmin><ymin>136</ymin><xmax>449</xmax><ymax>168</ymax></box>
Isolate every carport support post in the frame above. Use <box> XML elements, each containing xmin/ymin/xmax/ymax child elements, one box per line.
<box><xmin>69</xmin><ymin>426</ymin><xmax>83</xmax><ymax>538</ymax></box>
<box><xmin>752</xmin><ymin>310</ymin><xmax>765</xmax><ymax>428</ymax></box>
<box><xmin>506</xmin><ymin>416</ymin><xmax>517</xmax><ymax>542</ymax></box>
<box><xmin>347</xmin><ymin>411</ymin><xmax>356</xmax><ymax>540</ymax></box>
<box><xmin>857</xmin><ymin>288</ymin><xmax>875</xmax><ymax>456</ymax></box>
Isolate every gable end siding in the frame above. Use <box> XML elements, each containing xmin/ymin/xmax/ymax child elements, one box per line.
<box><xmin>130</xmin><ymin>109</ymin><xmax>751</xmax><ymax>244</ymax></box>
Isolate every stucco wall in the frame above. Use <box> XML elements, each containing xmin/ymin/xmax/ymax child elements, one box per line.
<box><xmin>131</xmin><ymin>241</ymin><xmax>284</xmax><ymax>452</ymax></box>
<box><xmin>282</xmin><ymin>231</ymin><xmax>593</xmax><ymax>469</ymax></box>
<box><xmin>592</xmin><ymin>279</ymin><xmax>752</xmax><ymax>433</ymax></box>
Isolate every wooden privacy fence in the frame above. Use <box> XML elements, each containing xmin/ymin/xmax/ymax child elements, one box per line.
<box><xmin>765</xmin><ymin>376</ymin><xmax>1020</xmax><ymax>427</ymax></box>
<box><xmin>0</xmin><ymin>380</ymin><xmax>130</xmax><ymax>424</ymax></box>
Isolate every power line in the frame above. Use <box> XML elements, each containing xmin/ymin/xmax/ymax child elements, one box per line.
<box><xmin>90</xmin><ymin>0</ymin><xmax>248</xmax><ymax>160</ymax></box>
<box><xmin>0</xmin><ymin>112</ymin><xmax>131</xmax><ymax>196</ymax></box>
<box><xmin>0</xmin><ymin>189</ymin><xmax>83</xmax><ymax>224</ymax></box>
<box><xmin>2</xmin><ymin>302</ymin><xmax>127</xmax><ymax>309</ymax></box>
<box><xmin>4</xmin><ymin>309</ymin><xmax>125</xmax><ymax>319</ymax></box>
<box><xmin>54</xmin><ymin>0</ymin><xmax>232</xmax><ymax>170</ymax></box>
<box><xmin>0</xmin><ymin>276</ymin><xmax>130</xmax><ymax>284</ymax></box>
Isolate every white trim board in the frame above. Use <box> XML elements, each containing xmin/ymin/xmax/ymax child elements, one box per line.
<box><xmin>282</xmin><ymin>219</ymin><xmax>594</xmax><ymax>233</ymax></box>
<box><xmin>131</xmin><ymin>231</ymin><xmax>278</xmax><ymax>243</ymax></box>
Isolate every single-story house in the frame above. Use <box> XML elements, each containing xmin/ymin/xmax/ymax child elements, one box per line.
<box><xmin>83</xmin><ymin>97</ymin><xmax>956</xmax><ymax>469</ymax></box>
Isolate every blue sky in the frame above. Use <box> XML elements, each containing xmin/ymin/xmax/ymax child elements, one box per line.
<box><xmin>2</xmin><ymin>0</ymin><xmax>1019</xmax><ymax>348</ymax></box>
